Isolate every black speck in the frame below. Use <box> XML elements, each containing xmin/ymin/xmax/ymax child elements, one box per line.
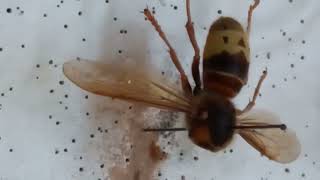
<box><xmin>100</xmin><ymin>164</ymin><xmax>104</xmax><ymax>168</ymax></box>
<box><xmin>272</xmin><ymin>84</ymin><xmax>276</xmax><ymax>88</ymax></box>
<box><xmin>113</xmin><ymin>17</ymin><xmax>117</xmax><ymax>21</ymax></box>
<box><xmin>173</xmin><ymin>6</ymin><xmax>178</xmax><ymax>10</ymax></box>
<box><xmin>43</xmin><ymin>13</ymin><xmax>47</xmax><ymax>17</ymax></box>
<box><xmin>229</xmin><ymin>149</ymin><xmax>233</xmax><ymax>153</ymax></box>
<box><xmin>78</xmin><ymin>11</ymin><xmax>82</xmax><ymax>16</ymax></box>
<box><xmin>9</xmin><ymin>148</ymin><xmax>13</xmax><ymax>152</ymax></box>
<box><xmin>158</xmin><ymin>172</ymin><xmax>162</xmax><ymax>177</ymax></box>
<box><xmin>125</xmin><ymin>158</ymin><xmax>130</xmax><ymax>163</ymax></box>
<box><xmin>49</xmin><ymin>59</ymin><xmax>53</xmax><ymax>64</ymax></box>
<box><xmin>49</xmin><ymin>115</ymin><xmax>52</xmax><ymax>119</ymax></box>
<box><xmin>59</xmin><ymin>81</ymin><xmax>64</xmax><ymax>85</ymax></box>
<box><xmin>86</xmin><ymin>112</ymin><xmax>90</xmax><ymax>116</ymax></box>
<box><xmin>301</xmin><ymin>173</ymin><xmax>306</xmax><ymax>178</ymax></box>
<box><xmin>64</xmin><ymin>24</ymin><xmax>68</xmax><ymax>29</ymax></box>
<box><xmin>114</xmin><ymin>120</ymin><xmax>118</xmax><ymax>124</ymax></box>
<box><xmin>300</xmin><ymin>56</ymin><xmax>305</xmax><ymax>60</ymax></box>
<box><xmin>79</xmin><ymin>167</ymin><xmax>84</xmax><ymax>172</ymax></box>
<box><xmin>55</xmin><ymin>149</ymin><xmax>59</xmax><ymax>154</ymax></box>
<box><xmin>217</xmin><ymin>10</ymin><xmax>222</xmax><ymax>14</ymax></box>
<box><xmin>290</xmin><ymin>64</ymin><xmax>294</xmax><ymax>68</ymax></box>
<box><xmin>64</xmin><ymin>94</ymin><xmax>68</xmax><ymax>98</ymax></box>
<box><xmin>289</xmin><ymin>0</ymin><xmax>293</xmax><ymax>3</ymax></box>
<box><xmin>104</xmin><ymin>129</ymin><xmax>108</xmax><ymax>133</ymax></box>
<box><xmin>64</xmin><ymin>148</ymin><xmax>68</xmax><ymax>152</ymax></box>
<box><xmin>193</xmin><ymin>156</ymin><xmax>198</xmax><ymax>161</ymax></box>
<box><xmin>6</xmin><ymin>8</ymin><xmax>12</xmax><ymax>13</ymax></box>
<box><xmin>56</xmin><ymin>121</ymin><xmax>60</xmax><ymax>125</ymax></box>
<box><xmin>105</xmin><ymin>0</ymin><xmax>109</xmax><ymax>3</ymax></box>
<box><xmin>50</xmin><ymin>89</ymin><xmax>54</xmax><ymax>93</ymax></box>
<box><xmin>90</xmin><ymin>134</ymin><xmax>95</xmax><ymax>138</ymax></box>
<box><xmin>302</xmin><ymin>40</ymin><xmax>306</xmax><ymax>44</ymax></box>
<box><xmin>9</xmin><ymin>87</ymin><xmax>13</xmax><ymax>91</ymax></box>
<box><xmin>36</xmin><ymin>64</ymin><xmax>40</xmax><ymax>68</ymax></box>
<box><xmin>0</xmin><ymin>48</ymin><xmax>4</xmax><ymax>52</ymax></box>
<box><xmin>300</xmin><ymin>19</ymin><xmax>304</xmax><ymax>24</ymax></box>
<box><xmin>21</xmin><ymin>44</ymin><xmax>25</xmax><ymax>48</ymax></box>
<box><xmin>82</xmin><ymin>38</ymin><xmax>86</xmax><ymax>42</ymax></box>
<box><xmin>285</xmin><ymin>168</ymin><xmax>290</xmax><ymax>173</ymax></box>
<box><xmin>72</xmin><ymin>138</ymin><xmax>76</xmax><ymax>143</ymax></box>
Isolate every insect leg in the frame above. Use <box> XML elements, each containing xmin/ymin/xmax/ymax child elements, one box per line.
<box><xmin>144</xmin><ymin>8</ymin><xmax>192</xmax><ymax>96</ymax></box>
<box><xmin>247</xmin><ymin>0</ymin><xmax>260</xmax><ymax>34</ymax></box>
<box><xmin>185</xmin><ymin>0</ymin><xmax>201</xmax><ymax>93</ymax></box>
<box><xmin>238</xmin><ymin>69</ymin><xmax>267</xmax><ymax>115</ymax></box>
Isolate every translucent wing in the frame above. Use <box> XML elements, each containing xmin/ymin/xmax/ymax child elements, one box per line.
<box><xmin>63</xmin><ymin>59</ymin><xmax>191</xmax><ymax>112</ymax></box>
<box><xmin>237</xmin><ymin>110</ymin><xmax>301</xmax><ymax>163</ymax></box>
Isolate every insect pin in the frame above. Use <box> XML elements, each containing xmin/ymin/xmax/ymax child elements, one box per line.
<box><xmin>63</xmin><ymin>0</ymin><xmax>300</xmax><ymax>163</ymax></box>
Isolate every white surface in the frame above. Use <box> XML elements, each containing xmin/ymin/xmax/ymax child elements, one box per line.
<box><xmin>0</xmin><ymin>0</ymin><xmax>319</xmax><ymax>179</ymax></box>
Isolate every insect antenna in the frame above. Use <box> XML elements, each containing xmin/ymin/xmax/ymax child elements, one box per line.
<box><xmin>143</xmin><ymin>128</ymin><xmax>188</xmax><ymax>132</ymax></box>
<box><xmin>232</xmin><ymin>124</ymin><xmax>287</xmax><ymax>131</ymax></box>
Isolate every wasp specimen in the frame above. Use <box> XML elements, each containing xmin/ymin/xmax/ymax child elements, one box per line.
<box><xmin>63</xmin><ymin>0</ymin><xmax>300</xmax><ymax>163</ymax></box>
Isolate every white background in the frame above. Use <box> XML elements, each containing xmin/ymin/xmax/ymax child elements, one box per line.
<box><xmin>0</xmin><ymin>0</ymin><xmax>318</xmax><ymax>179</ymax></box>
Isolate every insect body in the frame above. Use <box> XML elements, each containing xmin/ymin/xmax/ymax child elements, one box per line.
<box><xmin>63</xmin><ymin>0</ymin><xmax>300</xmax><ymax>163</ymax></box>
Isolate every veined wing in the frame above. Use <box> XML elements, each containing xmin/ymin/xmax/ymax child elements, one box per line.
<box><xmin>63</xmin><ymin>59</ymin><xmax>191</xmax><ymax>112</ymax></box>
<box><xmin>237</xmin><ymin>110</ymin><xmax>301</xmax><ymax>164</ymax></box>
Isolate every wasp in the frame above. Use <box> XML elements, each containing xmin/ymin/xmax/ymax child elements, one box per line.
<box><xmin>63</xmin><ymin>0</ymin><xmax>300</xmax><ymax>163</ymax></box>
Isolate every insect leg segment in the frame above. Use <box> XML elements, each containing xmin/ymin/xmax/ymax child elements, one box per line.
<box><xmin>247</xmin><ymin>0</ymin><xmax>260</xmax><ymax>34</ymax></box>
<box><xmin>238</xmin><ymin>69</ymin><xmax>267</xmax><ymax>115</ymax></box>
<box><xmin>185</xmin><ymin>0</ymin><xmax>201</xmax><ymax>94</ymax></box>
<box><xmin>143</xmin><ymin>8</ymin><xmax>192</xmax><ymax>96</ymax></box>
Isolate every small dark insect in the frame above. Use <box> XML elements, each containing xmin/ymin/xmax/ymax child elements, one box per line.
<box><xmin>63</xmin><ymin>0</ymin><xmax>300</xmax><ymax>164</ymax></box>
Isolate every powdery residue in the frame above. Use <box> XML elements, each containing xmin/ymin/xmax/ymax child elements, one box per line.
<box><xmin>109</xmin><ymin>112</ymin><xmax>167</xmax><ymax>180</ymax></box>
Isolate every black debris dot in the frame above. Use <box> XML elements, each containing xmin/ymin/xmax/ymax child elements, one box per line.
<box><xmin>229</xmin><ymin>149</ymin><xmax>233</xmax><ymax>153</ymax></box>
<box><xmin>173</xmin><ymin>6</ymin><xmax>178</xmax><ymax>10</ymax></box>
<box><xmin>72</xmin><ymin>138</ymin><xmax>76</xmax><ymax>143</ymax></box>
<box><xmin>290</xmin><ymin>64</ymin><xmax>294</xmax><ymax>68</ymax></box>
<box><xmin>193</xmin><ymin>156</ymin><xmax>199</xmax><ymax>161</ymax></box>
<box><xmin>300</xmin><ymin>56</ymin><xmax>305</xmax><ymax>60</ymax></box>
<box><xmin>50</xmin><ymin>89</ymin><xmax>54</xmax><ymax>93</ymax></box>
<box><xmin>9</xmin><ymin>148</ymin><xmax>13</xmax><ymax>152</ymax></box>
<box><xmin>0</xmin><ymin>48</ymin><xmax>4</xmax><ymax>52</ymax></box>
<box><xmin>272</xmin><ymin>84</ymin><xmax>276</xmax><ymax>88</ymax></box>
<box><xmin>114</xmin><ymin>120</ymin><xmax>118</xmax><ymax>124</ymax></box>
<box><xmin>301</xmin><ymin>173</ymin><xmax>306</xmax><ymax>178</ymax></box>
<box><xmin>55</xmin><ymin>149</ymin><xmax>59</xmax><ymax>154</ymax></box>
<box><xmin>56</xmin><ymin>121</ymin><xmax>60</xmax><ymax>125</ymax></box>
<box><xmin>302</xmin><ymin>40</ymin><xmax>306</xmax><ymax>44</ymax></box>
<box><xmin>85</xmin><ymin>95</ymin><xmax>89</xmax><ymax>99</ymax></box>
<box><xmin>9</xmin><ymin>87</ymin><xmax>13</xmax><ymax>91</ymax></box>
<box><xmin>217</xmin><ymin>10</ymin><xmax>222</xmax><ymax>14</ymax></box>
<box><xmin>289</xmin><ymin>0</ymin><xmax>293</xmax><ymax>3</ymax></box>
<box><xmin>36</xmin><ymin>64</ymin><xmax>40</xmax><ymax>68</ymax></box>
<box><xmin>64</xmin><ymin>94</ymin><xmax>68</xmax><ymax>98</ymax></box>
<box><xmin>105</xmin><ymin>0</ymin><xmax>109</xmax><ymax>3</ymax></box>
<box><xmin>113</xmin><ymin>17</ymin><xmax>117</xmax><ymax>21</ymax></box>
<box><xmin>90</xmin><ymin>134</ymin><xmax>95</xmax><ymax>138</ymax></box>
<box><xmin>86</xmin><ymin>112</ymin><xmax>90</xmax><ymax>116</ymax></box>
<box><xmin>104</xmin><ymin>129</ymin><xmax>108</xmax><ymax>133</ymax></box>
<box><xmin>158</xmin><ymin>172</ymin><xmax>162</xmax><ymax>177</ymax></box>
<box><xmin>100</xmin><ymin>164</ymin><xmax>104</xmax><ymax>168</ymax></box>
<box><xmin>6</xmin><ymin>8</ymin><xmax>12</xmax><ymax>13</ymax></box>
<box><xmin>49</xmin><ymin>59</ymin><xmax>53</xmax><ymax>64</ymax></box>
<box><xmin>285</xmin><ymin>168</ymin><xmax>290</xmax><ymax>173</ymax></box>
<box><xmin>49</xmin><ymin>115</ymin><xmax>52</xmax><ymax>119</ymax></box>
<box><xmin>21</xmin><ymin>44</ymin><xmax>25</xmax><ymax>48</ymax></box>
<box><xmin>79</xmin><ymin>167</ymin><xmax>84</xmax><ymax>172</ymax></box>
<box><xmin>59</xmin><ymin>81</ymin><xmax>64</xmax><ymax>85</ymax></box>
<box><xmin>118</xmin><ymin>50</ymin><xmax>122</xmax><ymax>54</ymax></box>
<box><xmin>82</xmin><ymin>38</ymin><xmax>86</xmax><ymax>42</ymax></box>
<box><xmin>64</xmin><ymin>148</ymin><xmax>68</xmax><ymax>152</ymax></box>
<box><xmin>43</xmin><ymin>13</ymin><xmax>47</xmax><ymax>17</ymax></box>
<box><xmin>300</xmin><ymin>19</ymin><xmax>304</xmax><ymax>24</ymax></box>
<box><xmin>78</xmin><ymin>11</ymin><xmax>82</xmax><ymax>16</ymax></box>
<box><xmin>64</xmin><ymin>24</ymin><xmax>68</xmax><ymax>29</ymax></box>
<box><xmin>125</xmin><ymin>158</ymin><xmax>130</xmax><ymax>163</ymax></box>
